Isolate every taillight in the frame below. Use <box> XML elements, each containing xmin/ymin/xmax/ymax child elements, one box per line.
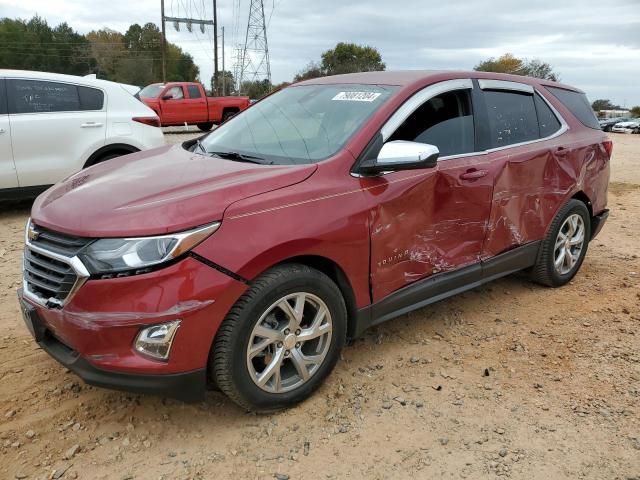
<box><xmin>603</xmin><ymin>140</ymin><xmax>613</xmax><ymax>158</ymax></box>
<box><xmin>133</xmin><ymin>116</ymin><xmax>161</xmax><ymax>127</ymax></box>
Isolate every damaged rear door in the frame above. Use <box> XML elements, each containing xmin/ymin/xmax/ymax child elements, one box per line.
<box><xmin>360</xmin><ymin>79</ymin><xmax>494</xmax><ymax>302</ymax></box>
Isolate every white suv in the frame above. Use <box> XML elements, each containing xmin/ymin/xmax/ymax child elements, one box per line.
<box><xmin>0</xmin><ymin>70</ymin><xmax>165</xmax><ymax>199</ymax></box>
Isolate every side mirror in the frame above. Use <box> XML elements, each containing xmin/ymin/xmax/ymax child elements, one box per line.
<box><xmin>162</xmin><ymin>94</ymin><xmax>174</xmax><ymax>101</ymax></box>
<box><xmin>358</xmin><ymin>140</ymin><xmax>439</xmax><ymax>176</ymax></box>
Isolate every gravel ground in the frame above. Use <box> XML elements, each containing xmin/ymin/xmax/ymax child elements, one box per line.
<box><xmin>0</xmin><ymin>133</ymin><xmax>638</xmax><ymax>480</ymax></box>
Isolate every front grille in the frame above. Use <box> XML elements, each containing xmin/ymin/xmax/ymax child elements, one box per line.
<box><xmin>29</xmin><ymin>226</ymin><xmax>91</xmax><ymax>257</ymax></box>
<box><xmin>24</xmin><ymin>249</ymin><xmax>77</xmax><ymax>303</ymax></box>
<box><xmin>24</xmin><ymin>223</ymin><xmax>92</xmax><ymax>305</ymax></box>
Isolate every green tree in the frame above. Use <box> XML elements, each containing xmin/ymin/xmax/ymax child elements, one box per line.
<box><xmin>211</xmin><ymin>70</ymin><xmax>236</xmax><ymax>96</ymax></box>
<box><xmin>630</xmin><ymin>106</ymin><xmax>640</xmax><ymax>117</ymax></box>
<box><xmin>294</xmin><ymin>61</ymin><xmax>324</xmax><ymax>82</ymax></box>
<box><xmin>591</xmin><ymin>99</ymin><xmax>623</xmax><ymax>111</ymax></box>
<box><xmin>474</xmin><ymin>53</ymin><xmax>559</xmax><ymax>81</ymax></box>
<box><xmin>321</xmin><ymin>42</ymin><xmax>385</xmax><ymax>76</ymax></box>
<box><xmin>241</xmin><ymin>79</ymin><xmax>271</xmax><ymax>99</ymax></box>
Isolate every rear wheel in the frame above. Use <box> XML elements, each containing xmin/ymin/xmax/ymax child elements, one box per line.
<box><xmin>211</xmin><ymin>264</ymin><xmax>346</xmax><ymax>412</ymax></box>
<box><xmin>221</xmin><ymin>110</ymin><xmax>237</xmax><ymax>123</ymax></box>
<box><xmin>531</xmin><ymin>199</ymin><xmax>591</xmax><ymax>287</ymax></box>
<box><xmin>197</xmin><ymin>122</ymin><xmax>213</xmax><ymax>132</ymax></box>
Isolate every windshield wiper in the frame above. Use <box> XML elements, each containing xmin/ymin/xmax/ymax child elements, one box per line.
<box><xmin>209</xmin><ymin>151</ymin><xmax>273</xmax><ymax>165</ymax></box>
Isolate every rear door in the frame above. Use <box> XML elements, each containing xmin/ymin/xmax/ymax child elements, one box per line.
<box><xmin>8</xmin><ymin>78</ymin><xmax>107</xmax><ymax>187</ymax></box>
<box><xmin>363</xmin><ymin>79</ymin><xmax>495</xmax><ymax>301</ymax></box>
<box><xmin>477</xmin><ymin>80</ymin><xmax>568</xmax><ymax>257</ymax></box>
<box><xmin>185</xmin><ymin>84</ymin><xmax>208</xmax><ymax>123</ymax></box>
<box><xmin>0</xmin><ymin>78</ymin><xmax>19</xmax><ymax>189</ymax></box>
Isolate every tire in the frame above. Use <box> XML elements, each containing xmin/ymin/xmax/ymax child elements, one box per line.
<box><xmin>531</xmin><ymin>199</ymin><xmax>591</xmax><ymax>287</ymax></box>
<box><xmin>211</xmin><ymin>264</ymin><xmax>347</xmax><ymax>412</ymax></box>
<box><xmin>197</xmin><ymin>122</ymin><xmax>213</xmax><ymax>132</ymax></box>
<box><xmin>221</xmin><ymin>110</ymin><xmax>236</xmax><ymax>123</ymax></box>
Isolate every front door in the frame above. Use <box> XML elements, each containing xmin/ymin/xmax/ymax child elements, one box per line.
<box><xmin>160</xmin><ymin>85</ymin><xmax>186</xmax><ymax>125</ymax></box>
<box><xmin>0</xmin><ymin>79</ymin><xmax>19</xmax><ymax>189</ymax></box>
<box><xmin>361</xmin><ymin>80</ymin><xmax>494</xmax><ymax>301</ymax></box>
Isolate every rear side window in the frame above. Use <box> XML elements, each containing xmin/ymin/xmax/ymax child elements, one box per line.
<box><xmin>78</xmin><ymin>86</ymin><xmax>104</xmax><ymax>110</ymax></box>
<box><xmin>484</xmin><ymin>90</ymin><xmax>539</xmax><ymax>148</ymax></box>
<box><xmin>534</xmin><ymin>94</ymin><xmax>561</xmax><ymax>137</ymax></box>
<box><xmin>0</xmin><ymin>79</ymin><xmax>6</xmax><ymax>115</ymax></box>
<box><xmin>187</xmin><ymin>85</ymin><xmax>201</xmax><ymax>98</ymax></box>
<box><xmin>389</xmin><ymin>89</ymin><xmax>475</xmax><ymax>157</ymax></box>
<box><xmin>9</xmin><ymin>79</ymin><xmax>80</xmax><ymax>113</ymax></box>
<box><xmin>546</xmin><ymin>86</ymin><xmax>600</xmax><ymax>129</ymax></box>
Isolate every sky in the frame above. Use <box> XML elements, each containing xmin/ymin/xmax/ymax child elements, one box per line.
<box><xmin>1</xmin><ymin>0</ymin><xmax>639</xmax><ymax>106</ymax></box>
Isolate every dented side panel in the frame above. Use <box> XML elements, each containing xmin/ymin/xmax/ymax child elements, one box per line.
<box><xmin>482</xmin><ymin>131</ymin><xmax>610</xmax><ymax>258</ymax></box>
<box><xmin>362</xmin><ymin>155</ymin><xmax>494</xmax><ymax>302</ymax></box>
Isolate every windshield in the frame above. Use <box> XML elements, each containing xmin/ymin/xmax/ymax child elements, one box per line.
<box><xmin>199</xmin><ymin>84</ymin><xmax>398</xmax><ymax>165</ymax></box>
<box><xmin>139</xmin><ymin>84</ymin><xmax>164</xmax><ymax>99</ymax></box>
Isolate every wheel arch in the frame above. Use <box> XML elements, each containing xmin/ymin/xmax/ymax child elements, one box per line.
<box><xmin>265</xmin><ymin>255</ymin><xmax>359</xmax><ymax>340</ymax></box>
<box><xmin>83</xmin><ymin>143</ymin><xmax>140</xmax><ymax>168</ymax></box>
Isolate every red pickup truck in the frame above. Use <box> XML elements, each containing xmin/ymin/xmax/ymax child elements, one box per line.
<box><xmin>138</xmin><ymin>82</ymin><xmax>250</xmax><ymax>131</ymax></box>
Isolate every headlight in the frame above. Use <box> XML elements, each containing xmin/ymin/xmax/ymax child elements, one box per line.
<box><xmin>79</xmin><ymin>222</ymin><xmax>220</xmax><ymax>275</ymax></box>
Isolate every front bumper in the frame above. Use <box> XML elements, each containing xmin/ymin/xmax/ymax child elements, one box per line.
<box><xmin>18</xmin><ymin>256</ymin><xmax>247</xmax><ymax>401</ymax></box>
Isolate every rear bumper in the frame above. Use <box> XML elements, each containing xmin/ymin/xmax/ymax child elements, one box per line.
<box><xmin>591</xmin><ymin>209</ymin><xmax>609</xmax><ymax>239</ymax></box>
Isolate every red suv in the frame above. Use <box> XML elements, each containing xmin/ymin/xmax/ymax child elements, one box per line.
<box><xmin>18</xmin><ymin>71</ymin><xmax>610</xmax><ymax>411</ymax></box>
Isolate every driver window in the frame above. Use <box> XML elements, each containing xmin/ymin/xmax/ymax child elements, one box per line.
<box><xmin>389</xmin><ymin>89</ymin><xmax>474</xmax><ymax>157</ymax></box>
<box><xmin>166</xmin><ymin>86</ymin><xmax>184</xmax><ymax>99</ymax></box>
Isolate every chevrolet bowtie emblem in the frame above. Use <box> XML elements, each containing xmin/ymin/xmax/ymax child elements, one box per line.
<box><xmin>27</xmin><ymin>225</ymin><xmax>39</xmax><ymax>242</ymax></box>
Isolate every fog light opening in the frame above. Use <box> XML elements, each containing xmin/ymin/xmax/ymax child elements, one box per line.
<box><xmin>134</xmin><ymin>320</ymin><xmax>181</xmax><ymax>361</ymax></box>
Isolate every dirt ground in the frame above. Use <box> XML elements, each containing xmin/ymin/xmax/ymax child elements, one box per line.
<box><xmin>0</xmin><ymin>134</ymin><xmax>638</xmax><ymax>480</ymax></box>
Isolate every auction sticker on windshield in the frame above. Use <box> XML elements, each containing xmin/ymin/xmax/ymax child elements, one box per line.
<box><xmin>332</xmin><ymin>91</ymin><xmax>382</xmax><ymax>102</ymax></box>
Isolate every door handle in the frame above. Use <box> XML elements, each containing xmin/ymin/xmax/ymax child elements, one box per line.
<box><xmin>0</xmin><ymin>128</ymin><xmax>5</xmax><ymax>134</ymax></box>
<box><xmin>80</xmin><ymin>122</ymin><xmax>103</xmax><ymax>128</ymax></box>
<box><xmin>459</xmin><ymin>169</ymin><xmax>488</xmax><ymax>180</ymax></box>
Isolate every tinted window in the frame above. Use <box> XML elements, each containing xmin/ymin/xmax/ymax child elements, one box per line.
<box><xmin>166</xmin><ymin>86</ymin><xmax>184</xmax><ymax>99</ymax></box>
<box><xmin>78</xmin><ymin>86</ymin><xmax>104</xmax><ymax>110</ymax></box>
<box><xmin>9</xmin><ymin>80</ymin><xmax>80</xmax><ymax>113</ymax></box>
<box><xmin>484</xmin><ymin>90</ymin><xmax>538</xmax><ymax>147</ymax></box>
<box><xmin>0</xmin><ymin>79</ymin><xmax>6</xmax><ymax>115</ymax></box>
<box><xmin>389</xmin><ymin>90</ymin><xmax>474</xmax><ymax>157</ymax></box>
<box><xmin>534</xmin><ymin>94</ymin><xmax>561</xmax><ymax>137</ymax></box>
<box><xmin>187</xmin><ymin>85</ymin><xmax>201</xmax><ymax>98</ymax></box>
<box><xmin>546</xmin><ymin>86</ymin><xmax>600</xmax><ymax>129</ymax></box>
<box><xmin>200</xmin><ymin>84</ymin><xmax>398</xmax><ymax>164</ymax></box>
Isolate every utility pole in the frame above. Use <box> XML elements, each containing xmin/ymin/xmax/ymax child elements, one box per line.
<box><xmin>213</xmin><ymin>0</ymin><xmax>218</xmax><ymax>96</ymax></box>
<box><xmin>238</xmin><ymin>0</ymin><xmax>271</xmax><ymax>95</ymax></box>
<box><xmin>160</xmin><ymin>0</ymin><xmax>166</xmax><ymax>82</ymax></box>
<box><xmin>221</xmin><ymin>26</ymin><xmax>226</xmax><ymax>95</ymax></box>
<box><xmin>161</xmin><ymin>0</ymin><xmax>215</xmax><ymax>85</ymax></box>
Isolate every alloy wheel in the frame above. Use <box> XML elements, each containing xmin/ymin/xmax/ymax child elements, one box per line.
<box><xmin>554</xmin><ymin>213</ymin><xmax>585</xmax><ymax>275</ymax></box>
<box><xmin>246</xmin><ymin>292</ymin><xmax>333</xmax><ymax>393</ymax></box>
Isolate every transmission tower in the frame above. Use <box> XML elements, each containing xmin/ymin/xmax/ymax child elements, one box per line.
<box><xmin>237</xmin><ymin>0</ymin><xmax>271</xmax><ymax>94</ymax></box>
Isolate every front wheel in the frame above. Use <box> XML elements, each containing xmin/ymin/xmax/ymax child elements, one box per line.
<box><xmin>211</xmin><ymin>264</ymin><xmax>347</xmax><ymax>412</ymax></box>
<box><xmin>531</xmin><ymin>199</ymin><xmax>591</xmax><ymax>287</ymax></box>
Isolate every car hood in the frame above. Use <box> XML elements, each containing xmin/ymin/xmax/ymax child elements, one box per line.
<box><xmin>31</xmin><ymin>145</ymin><xmax>317</xmax><ymax>237</ymax></box>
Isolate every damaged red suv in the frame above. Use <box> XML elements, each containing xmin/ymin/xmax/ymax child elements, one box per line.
<box><xmin>19</xmin><ymin>71</ymin><xmax>610</xmax><ymax>411</ymax></box>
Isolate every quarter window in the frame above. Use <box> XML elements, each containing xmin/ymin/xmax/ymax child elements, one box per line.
<box><xmin>546</xmin><ymin>86</ymin><xmax>600</xmax><ymax>130</ymax></box>
<box><xmin>389</xmin><ymin>89</ymin><xmax>475</xmax><ymax>157</ymax></box>
<box><xmin>166</xmin><ymin>86</ymin><xmax>184</xmax><ymax>99</ymax></box>
<box><xmin>187</xmin><ymin>85</ymin><xmax>201</xmax><ymax>98</ymax></box>
<box><xmin>484</xmin><ymin>90</ymin><xmax>539</xmax><ymax>148</ymax></box>
<box><xmin>534</xmin><ymin>94</ymin><xmax>561</xmax><ymax>137</ymax></box>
